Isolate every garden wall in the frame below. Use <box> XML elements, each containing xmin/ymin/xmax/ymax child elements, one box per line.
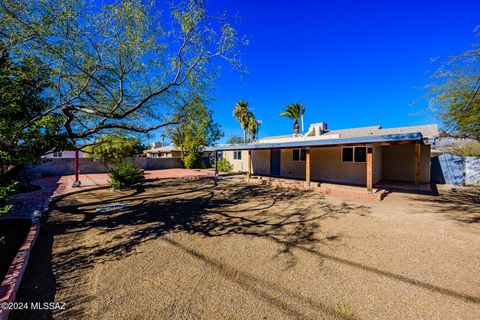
<box><xmin>28</xmin><ymin>157</ymin><xmax>183</xmax><ymax>176</ymax></box>
<box><xmin>465</xmin><ymin>156</ymin><xmax>480</xmax><ymax>185</ymax></box>
<box><xmin>430</xmin><ymin>154</ymin><xmax>480</xmax><ymax>185</ymax></box>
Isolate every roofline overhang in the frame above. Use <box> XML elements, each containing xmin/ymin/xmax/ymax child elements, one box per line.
<box><xmin>214</xmin><ymin>132</ymin><xmax>425</xmax><ymax>151</ymax></box>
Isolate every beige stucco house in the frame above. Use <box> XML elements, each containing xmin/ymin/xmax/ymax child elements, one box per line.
<box><xmin>144</xmin><ymin>143</ymin><xmax>214</xmax><ymax>159</ymax></box>
<box><xmin>216</xmin><ymin>122</ymin><xmax>438</xmax><ymax>193</ymax></box>
<box><xmin>43</xmin><ymin>150</ymin><xmax>85</xmax><ymax>159</ymax></box>
<box><xmin>144</xmin><ymin>144</ymin><xmax>182</xmax><ymax>158</ymax></box>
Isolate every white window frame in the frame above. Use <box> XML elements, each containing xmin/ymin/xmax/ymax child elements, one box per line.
<box><xmin>53</xmin><ymin>151</ymin><xmax>63</xmax><ymax>158</ymax></box>
<box><xmin>233</xmin><ymin>150</ymin><xmax>242</xmax><ymax>160</ymax></box>
<box><xmin>341</xmin><ymin>146</ymin><xmax>367</xmax><ymax>163</ymax></box>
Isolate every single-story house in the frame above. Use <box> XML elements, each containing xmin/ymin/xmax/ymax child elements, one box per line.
<box><xmin>43</xmin><ymin>150</ymin><xmax>85</xmax><ymax>159</ymax></box>
<box><xmin>215</xmin><ymin>122</ymin><xmax>439</xmax><ymax>193</ymax></box>
<box><xmin>143</xmin><ymin>143</ymin><xmax>214</xmax><ymax>159</ymax></box>
<box><xmin>144</xmin><ymin>144</ymin><xmax>182</xmax><ymax>158</ymax></box>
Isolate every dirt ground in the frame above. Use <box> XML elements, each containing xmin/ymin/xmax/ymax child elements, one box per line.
<box><xmin>11</xmin><ymin>178</ymin><xmax>480</xmax><ymax>320</ymax></box>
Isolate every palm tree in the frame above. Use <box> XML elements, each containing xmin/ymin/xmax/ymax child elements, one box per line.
<box><xmin>161</xmin><ymin>133</ymin><xmax>166</xmax><ymax>146</ymax></box>
<box><xmin>247</xmin><ymin>113</ymin><xmax>261</xmax><ymax>142</ymax></box>
<box><xmin>233</xmin><ymin>100</ymin><xmax>250</xmax><ymax>143</ymax></box>
<box><xmin>279</xmin><ymin>102</ymin><xmax>305</xmax><ymax>134</ymax></box>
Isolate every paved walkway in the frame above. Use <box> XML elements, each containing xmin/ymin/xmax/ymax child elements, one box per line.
<box><xmin>6</xmin><ymin>169</ymin><xmax>214</xmax><ymax>219</ymax></box>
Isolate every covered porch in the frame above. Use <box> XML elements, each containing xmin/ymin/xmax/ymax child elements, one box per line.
<box><xmin>214</xmin><ymin>132</ymin><xmax>433</xmax><ymax>199</ymax></box>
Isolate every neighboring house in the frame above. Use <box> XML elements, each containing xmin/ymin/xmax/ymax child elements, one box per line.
<box><xmin>216</xmin><ymin>122</ymin><xmax>439</xmax><ymax>192</ymax></box>
<box><xmin>144</xmin><ymin>144</ymin><xmax>182</xmax><ymax>158</ymax></box>
<box><xmin>143</xmin><ymin>143</ymin><xmax>214</xmax><ymax>159</ymax></box>
<box><xmin>43</xmin><ymin>150</ymin><xmax>85</xmax><ymax>159</ymax></box>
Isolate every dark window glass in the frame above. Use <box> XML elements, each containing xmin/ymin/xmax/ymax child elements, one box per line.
<box><xmin>354</xmin><ymin>147</ymin><xmax>367</xmax><ymax>162</ymax></box>
<box><xmin>342</xmin><ymin>147</ymin><xmax>353</xmax><ymax>162</ymax></box>
<box><xmin>233</xmin><ymin>151</ymin><xmax>242</xmax><ymax>160</ymax></box>
<box><xmin>293</xmin><ymin>149</ymin><xmax>306</xmax><ymax>161</ymax></box>
<box><xmin>293</xmin><ymin>149</ymin><xmax>299</xmax><ymax>161</ymax></box>
<box><xmin>300</xmin><ymin>149</ymin><xmax>306</xmax><ymax>161</ymax></box>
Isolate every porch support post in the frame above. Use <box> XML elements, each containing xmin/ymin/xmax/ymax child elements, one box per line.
<box><xmin>414</xmin><ymin>143</ymin><xmax>421</xmax><ymax>186</ymax></box>
<box><xmin>214</xmin><ymin>151</ymin><xmax>218</xmax><ymax>176</ymax></box>
<box><xmin>306</xmin><ymin>147</ymin><xmax>311</xmax><ymax>186</ymax></box>
<box><xmin>366</xmin><ymin>145</ymin><xmax>373</xmax><ymax>193</ymax></box>
<box><xmin>247</xmin><ymin>150</ymin><xmax>252</xmax><ymax>179</ymax></box>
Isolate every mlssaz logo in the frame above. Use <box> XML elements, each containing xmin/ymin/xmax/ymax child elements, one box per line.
<box><xmin>30</xmin><ymin>302</ymin><xmax>66</xmax><ymax>310</ymax></box>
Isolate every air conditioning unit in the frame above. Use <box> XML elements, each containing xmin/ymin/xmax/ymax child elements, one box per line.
<box><xmin>318</xmin><ymin>122</ymin><xmax>328</xmax><ymax>133</ymax></box>
<box><xmin>308</xmin><ymin>122</ymin><xmax>328</xmax><ymax>136</ymax></box>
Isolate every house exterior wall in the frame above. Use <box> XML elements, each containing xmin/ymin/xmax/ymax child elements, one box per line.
<box><xmin>222</xmin><ymin>142</ymin><xmax>432</xmax><ymax>185</ymax></box>
<box><xmin>310</xmin><ymin>147</ymin><xmax>366</xmax><ymax>185</ymax></box>
<box><xmin>252</xmin><ymin>150</ymin><xmax>270</xmax><ymax>175</ymax></box>
<box><xmin>171</xmin><ymin>151</ymin><xmax>182</xmax><ymax>158</ymax></box>
<box><xmin>146</xmin><ymin>151</ymin><xmax>182</xmax><ymax>158</ymax></box>
<box><xmin>261</xmin><ymin>147</ymin><xmax>370</xmax><ymax>185</ymax></box>
<box><xmin>280</xmin><ymin>149</ymin><xmax>306</xmax><ymax>179</ymax></box>
<box><xmin>44</xmin><ymin>151</ymin><xmax>84</xmax><ymax>159</ymax></box>
<box><xmin>223</xmin><ymin>150</ymin><xmax>248</xmax><ymax>172</ymax></box>
<box><xmin>382</xmin><ymin>144</ymin><xmax>431</xmax><ymax>183</ymax></box>
<box><xmin>373</xmin><ymin>145</ymin><xmax>382</xmax><ymax>184</ymax></box>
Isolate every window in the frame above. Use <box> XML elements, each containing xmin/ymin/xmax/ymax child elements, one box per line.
<box><xmin>354</xmin><ymin>147</ymin><xmax>367</xmax><ymax>163</ymax></box>
<box><xmin>53</xmin><ymin>152</ymin><xmax>63</xmax><ymax>158</ymax></box>
<box><xmin>292</xmin><ymin>149</ymin><xmax>306</xmax><ymax>161</ymax></box>
<box><xmin>342</xmin><ymin>147</ymin><xmax>367</xmax><ymax>163</ymax></box>
<box><xmin>233</xmin><ymin>151</ymin><xmax>242</xmax><ymax>160</ymax></box>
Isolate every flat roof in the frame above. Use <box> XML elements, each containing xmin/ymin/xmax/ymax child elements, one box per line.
<box><xmin>214</xmin><ymin>132</ymin><xmax>425</xmax><ymax>151</ymax></box>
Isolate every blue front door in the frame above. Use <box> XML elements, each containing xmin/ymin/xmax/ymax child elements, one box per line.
<box><xmin>271</xmin><ymin>150</ymin><xmax>281</xmax><ymax>176</ymax></box>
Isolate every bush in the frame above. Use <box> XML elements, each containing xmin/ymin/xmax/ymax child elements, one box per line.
<box><xmin>108</xmin><ymin>162</ymin><xmax>144</xmax><ymax>189</ymax></box>
<box><xmin>0</xmin><ymin>182</ymin><xmax>18</xmax><ymax>215</ymax></box>
<box><xmin>216</xmin><ymin>158</ymin><xmax>233</xmax><ymax>173</ymax></box>
<box><xmin>182</xmin><ymin>152</ymin><xmax>199</xmax><ymax>169</ymax></box>
<box><xmin>451</xmin><ymin>140</ymin><xmax>480</xmax><ymax>157</ymax></box>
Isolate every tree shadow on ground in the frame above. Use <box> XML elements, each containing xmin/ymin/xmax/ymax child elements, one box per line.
<box><xmin>52</xmin><ymin>178</ymin><xmax>370</xmax><ymax>273</ymax></box>
<box><xmin>14</xmin><ymin>178</ymin><xmax>370</xmax><ymax>318</ymax></box>
<box><xmin>412</xmin><ymin>186</ymin><xmax>480</xmax><ymax>224</ymax></box>
<box><xmin>161</xmin><ymin>237</ymin><xmax>357</xmax><ymax>320</ymax></box>
<box><xmin>14</xmin><ymin>178</ymin><xmax>480</xmax><ymax>319</ymax></box>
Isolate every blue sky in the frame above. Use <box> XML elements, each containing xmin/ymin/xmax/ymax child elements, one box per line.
<box><xmin>181</xmin><ymin>0</ymin><xmax>479</xmax><ymax>143</ymax></box>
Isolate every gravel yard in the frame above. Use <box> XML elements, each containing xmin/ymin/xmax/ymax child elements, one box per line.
<box><xmin>12</xmin><ymin>178</ymin><xmax>480</xmax><ymax>319</ymax></box>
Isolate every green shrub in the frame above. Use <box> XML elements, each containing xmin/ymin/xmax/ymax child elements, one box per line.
<box><xmin>0</xmin><ymin>182</ymin><xmax>17</xmax><ymax>215</ymax></box>
<box><xmin>108</xmin><ymin>162</ymin><xmax>144</xmax><ymax>189</ymax></box>
<box><xmin>216</xmin><ymin>158</ymin><xmax>233</xmax><ymax>173</ymax></box>
<box><xmin>182</xmin><ymin>152</ymin><xmax>199</xmax><ymax>169</ymax></box>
